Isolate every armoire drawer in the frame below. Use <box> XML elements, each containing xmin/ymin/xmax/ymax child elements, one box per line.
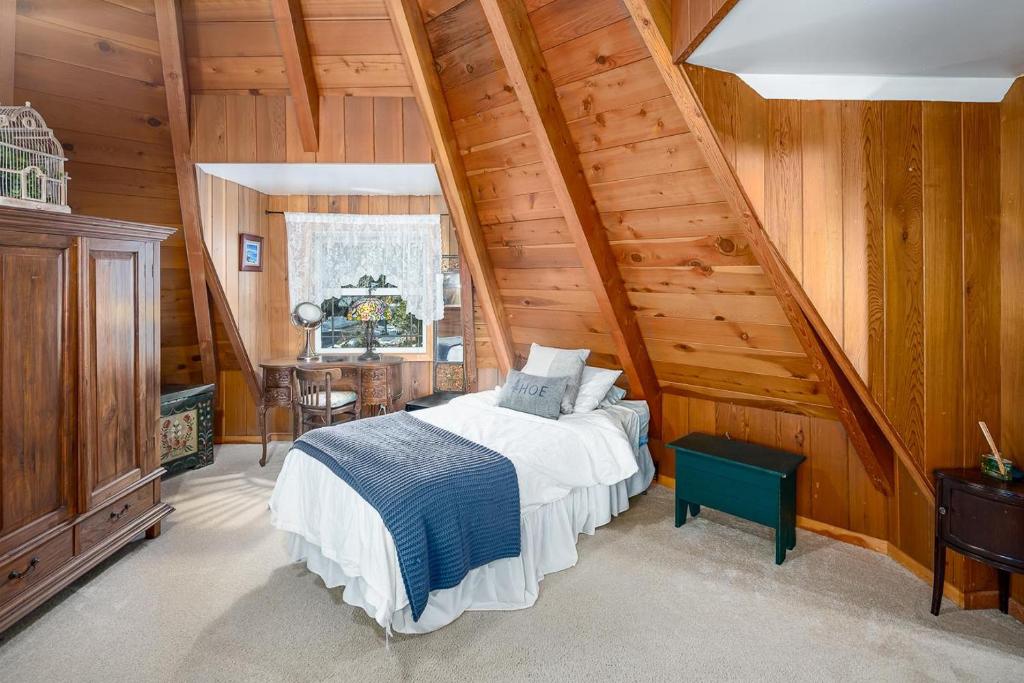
<box><xmin>0</xmin><ymin>530</ymin><xmax>74</xmax><ymax>607</ymax></box>
<box><xmin>78</xmin><ymin>485</ymin><xmax>155</xmax><ymax>553</ymax></box>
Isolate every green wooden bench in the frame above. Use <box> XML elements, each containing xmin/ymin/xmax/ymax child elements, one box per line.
<box><xmin>669</xmin><ymin>432</ymin><xmax>806</xmax><ymax>565</ymax></box>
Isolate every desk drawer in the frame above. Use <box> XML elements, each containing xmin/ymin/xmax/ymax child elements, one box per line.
<box><xmin>0</xmin><ymin>530</ymin><xmax>73</xmax><ymax>607</ymax></box>
<box><xmin>78</xmin><ymin>484</ymin><xmax>155</xmax><ymax>553</ymax></box>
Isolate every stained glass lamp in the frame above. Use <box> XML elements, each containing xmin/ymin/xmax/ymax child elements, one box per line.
<box><xmin>348</xmin><ymin>297</ymin><xmax>386</xmax><ymax>361</ymax></box>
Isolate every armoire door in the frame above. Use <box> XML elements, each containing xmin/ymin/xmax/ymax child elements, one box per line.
<box><xmin>80</xmin><ymin>238</ymin><xmax>159</xmax><ymax>510</ymax></box>
<box><xmin>0</xmin><ymin>232</ymin><xmax>75</xmax><ymax>557</ymax></box>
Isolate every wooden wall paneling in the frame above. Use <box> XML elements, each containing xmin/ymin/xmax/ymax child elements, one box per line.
<box><xmin>1</xmin><ymin>0</ymin><xmax>14</xmax><ymax>104</ymax></box>
<box><xmin>626</xmin><ymin>0</ymin><xmax>916</xmax><ymax>498</ymax></box>
<box><xmin>154</xmin><ymin>0</ymin><xmax>216</xmax><ymax>386</ymax></box>
<box><xmin>386</xmin><ymin>0</ymin><xmax>516</xmax><ymax>375</ymax></box>
<box><xmin>482</xmin><ymin>0</ymin><xmax>662</xmax><ymax>429</ymax></box>
<box><xmin>9</xmin><ymin>1</ymin><xmax>200</xmax><ymax>387</ymax></box>
<box><xmin>882</xmin><ymin>101</ymin><xmax>925</xmax><ymax>483</ymax></box>
<box><xmin>670</xmin><ymin>0</ymin><xmax>737</xmax><ymax>64</ymax></box>
<box><xmin>1001</xmin><ymin>78</ymin><xmax>1024</xmax><ymax>605</ymax></box>
<box><xmin>270</xmin><ymin>0</ymin><xmax>319</xmax><ymax>152</ymax></box>
<box><xmin>344</xmin><ymin>96</ymin><xmax>375</xmax><ymax>162</ymax></box>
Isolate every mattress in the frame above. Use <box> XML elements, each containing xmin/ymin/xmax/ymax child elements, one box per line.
<box><xmin>269</xmin><ymin>392</ymin><xmax>653</xmax><ymax>633</ymax></box>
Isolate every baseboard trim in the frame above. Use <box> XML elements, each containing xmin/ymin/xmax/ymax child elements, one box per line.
<box><xmin>654</xmin><ymin>475</ymin><xmax>1023</xmax><ymax>622</ymax></box>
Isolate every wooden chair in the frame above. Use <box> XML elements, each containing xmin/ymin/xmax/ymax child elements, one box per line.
<box><xmin>293</xmin><ymin>367</ymin><xmax>362</xmax><ymax>437</ymax></box>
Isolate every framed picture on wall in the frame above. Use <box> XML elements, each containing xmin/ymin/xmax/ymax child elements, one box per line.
<box><xmin>239</xmin><ymin>233</ymin><xmax>264</xmax><ymax>272</ymax></box>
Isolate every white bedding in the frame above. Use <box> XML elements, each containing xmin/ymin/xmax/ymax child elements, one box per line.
<box><xmin>269</xmin><ymin>390</ymin><xmax>647</xmax><ymax>633</ymax></box>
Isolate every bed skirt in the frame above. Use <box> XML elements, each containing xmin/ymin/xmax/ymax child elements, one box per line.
<box><xmin>279</xmin><ymin>445</ymin><xmax>654</xmax><ymax>634</ymax></box>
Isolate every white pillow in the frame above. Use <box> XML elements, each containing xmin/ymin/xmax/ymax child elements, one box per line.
<box><xmin>520</xmin><ymin>343</ymin><xmax>590</xmax><ymax>414</ymax></box>
<box><xmin>573</xmin><ymin>366</ymin><xmax>622</xmax><ymax>413</ymax></box>
<box><xmin>599</xmin><ymin>385</ymin><xmax>627</xmax><ymax>408</ymax></box>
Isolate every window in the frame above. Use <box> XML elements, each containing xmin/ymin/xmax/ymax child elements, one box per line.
<box><xmin>316</xmin><ymin>274</ymin><xmax>425</xmax><ymax>354</ymax></box>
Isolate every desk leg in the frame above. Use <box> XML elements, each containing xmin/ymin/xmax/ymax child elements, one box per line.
<box><xmin>931</xmin><ymin>540</ymin><xmax>946</xmax><ymax>615</ymax></box>
<box><xmin>258</xmin><ymin>404</ymin><xmax>269</xmax><ymax>468</ymax></box>
<box><xmin>998</xmin><ymin>570</ymin><xmax>1010</xmax><ymax>614</ymax></box>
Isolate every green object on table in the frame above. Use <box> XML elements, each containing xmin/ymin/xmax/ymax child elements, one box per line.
<box><xmin>669</xmin><ymin>432</ymin><xmax>806</xmax><ymax>565</ymax></box>
<box><xmin>980</xmin><ymin>453</ymin><xmax>1016</xmax><ymax>482</ymax></box>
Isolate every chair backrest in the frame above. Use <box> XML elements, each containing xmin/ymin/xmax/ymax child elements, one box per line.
<box><xmin>295</xmin><ymin>367</ymin><xmax>361</xmax><ymax>417</ymax></box>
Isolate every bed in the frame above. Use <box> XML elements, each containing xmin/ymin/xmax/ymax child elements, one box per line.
<box><xmin>269</xmin><ymin>387</ymin><xmax>654</xmax><ymax>634</ymax></box>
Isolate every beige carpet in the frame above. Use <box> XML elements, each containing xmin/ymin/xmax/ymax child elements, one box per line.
<box><xmin>1</xmin><ymin>444</ymin><xmax>1022</xmax><ymax>681</ymax></box>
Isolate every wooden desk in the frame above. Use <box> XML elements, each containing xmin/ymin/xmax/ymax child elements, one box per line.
<box><xmin>258</xmin><ymin>356</ymin><xmax>404</xmax><ymax>466</ymax></box>
<box><xmin>932</xmin><ymin>468</ymin><xmax>1024</xmax><ymax>616</ymax></box>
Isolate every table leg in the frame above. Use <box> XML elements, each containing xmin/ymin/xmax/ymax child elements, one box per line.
<box><xmin>998</xmin><ymin>569</ymin><xmax>1010</xmax><ymax>614</ymax></box>
<box><xmin>775</xmin><ymin>527</ymin><xmax>786</xmax><ymax>565</ymax></box>
<box><xmin>688</xmin><ymin>503</ymin><xmax>701</xmax><ymax>518</ymax></box>
<box><xmin>675</xmin><ymin>497</ymin><xmax>688</xmax><ymax>527</ymax></box>
<box><xmin>931</xmin><ymin>540</ymin><xmax>946</xmax><ymax>615</ymax></box>
<box><xmin>258</xmin><ymin>404</ymin><xmax>269</xmax><ymax>468</ymax></box>
<box><xmin>787</xmin><ymin>522</ymin><xmax>796</xmax><ymax>550</ymax></box>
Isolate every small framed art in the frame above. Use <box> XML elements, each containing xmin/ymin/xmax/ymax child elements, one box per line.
<box><xmin>239</xmin><ymin>233</ymin><xmax>264</xmax><ymax>272</ymax></box>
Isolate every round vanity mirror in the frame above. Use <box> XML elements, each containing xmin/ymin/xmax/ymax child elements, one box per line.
<box><xmin>290</xmin><ymin>302</ymin><xmax>324</xmax><ymax>361</ymax></box>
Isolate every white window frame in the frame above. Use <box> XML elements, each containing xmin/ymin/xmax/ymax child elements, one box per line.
<box><xmin>314</xmin><ymin>285</ymin><xmax>428</xmax><ymax>355</ymax></box>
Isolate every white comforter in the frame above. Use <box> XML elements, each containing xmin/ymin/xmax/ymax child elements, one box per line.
<box><xmin>269</xmin><ymin>390</ymin><xmax>640</xmax><ymax>631</ymax></box>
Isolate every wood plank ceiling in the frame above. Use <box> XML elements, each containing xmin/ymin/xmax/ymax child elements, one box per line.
<box><xmin>416</xmin><ymin>0</ymin><xmax>824</xmax><ymax>410</ymax></box>
<box><xmin>182</xmin><ymin>0</ymin><xmax>411</xmax><ymax>96</ymax></box>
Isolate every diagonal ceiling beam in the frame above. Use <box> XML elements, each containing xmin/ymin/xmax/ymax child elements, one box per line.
<box><xmin>672</xmin><ymin>0</ymin><xmax>739</xmax><ymax>63</ymax></box>
<box><xmin>0</xmin><ymin>0</ymin><xmax>14</xmax><ymax>104</ymax></box>
<box><xmin>479</xmin><ymin>0</ymin><xmax>663</xmax><ymax>434</ymax></box>
<box><xmin>271</xmin><ymin>0</ymin><xmax>319</xmax><ymax>153</ymax></box>
<box><xmin>154</xmin><ymin>0</ymin><xmax>217</xmax><ymax>386</ymax></box>
<box><xmin>625</xmin><ymin>0</ymin><xmax>933</xmax><ymax>499</ymax></box>
<box><xmin>384</xmin><ymin>0</ymin><xmax>514</xmax><ymax>376</ymax></box>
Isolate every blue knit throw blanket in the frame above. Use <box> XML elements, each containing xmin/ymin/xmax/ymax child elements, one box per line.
<box><xmin>292</xmin><ymin>411</ymin><xmax>521</xmax><ymax>622</ymax></box>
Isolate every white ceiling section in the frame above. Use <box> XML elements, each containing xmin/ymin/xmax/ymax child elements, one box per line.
<box><xmin>688</xmin><ymin>0</ymin><xmax>1024</xmax><ymax>102</ymax></box>
<box><xmin>197</xmin><ymin>163</ymin><xmax>442</xmax><ymax>196</ymax></box>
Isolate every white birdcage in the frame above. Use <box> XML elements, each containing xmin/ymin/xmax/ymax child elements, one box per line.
<box><xmin>0</xmin><ymin>102</ymin><xmax>70</xmax><ymax>213</ymax></box>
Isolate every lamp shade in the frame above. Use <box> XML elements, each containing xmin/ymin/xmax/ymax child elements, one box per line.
<box><xmin>347</xmin><ymin>297</ymin><xmax>385</xmax><ymax>322</ymax></box>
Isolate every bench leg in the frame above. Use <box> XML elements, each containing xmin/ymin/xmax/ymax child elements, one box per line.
<box><xmin>775</xmin><ymin>528</ymin><xmax>786</xmax><ymax>565</ymax></box>
<box><xmin>998</xmin><ymin>570</ymin><xmax>1010</xmax><ymax>614</ymax></box>
<box><xmin>688</xmin><ymin>503</ymin><xmax>700</xmax><ymax>518</ymax></box>
<box><xmin>787</xmin><ymin>523</ymin><xmax>796</xmax><ymax>550</ymax></box>
<box><xmin>675</xmin><ymin>497</ymin><xmax>687</xmax><ymax>527</ymax></box>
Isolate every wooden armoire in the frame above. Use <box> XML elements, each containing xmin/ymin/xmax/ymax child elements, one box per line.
<box><xmin>0</xmin><ymin>206</ymin><xmax>173</xmax><ymax>632</ymax></box>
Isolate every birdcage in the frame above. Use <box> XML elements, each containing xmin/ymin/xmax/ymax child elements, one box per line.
<box><xmin>0</xmin><ymin>103</ymin><xmax>70</xmax><ymax>213</ymax></box>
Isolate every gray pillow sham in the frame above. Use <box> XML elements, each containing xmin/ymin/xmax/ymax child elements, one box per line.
<box><xmin>520</xmin><ymin>344</ymin><xmax>588</xmax><ymax>414</ymax></box>
<box><xmin>497</xmin><ymin>370</ymin><xmax>569</xmax><ymax>420</ymax></box>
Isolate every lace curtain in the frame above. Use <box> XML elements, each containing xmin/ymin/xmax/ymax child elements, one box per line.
<box><xmin>285</xmin><ymin>212</ymin><xmax>444</xmax><ymax>321</ymax></box>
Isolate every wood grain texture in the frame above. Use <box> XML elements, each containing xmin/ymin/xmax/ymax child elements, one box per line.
<box><xmin>480</xmin><ymin>0</ymin><xmax>661</xmax><ymax>429</ymax></box>
<box><xmin>154</xmin><ymin>0</ymin><xmax>217</xmax><ymax>385</ymax></box>
<box><xmin>386</xmin><ymin>0</ymin><xmax>516</xmax><ymax>375</ymax></box>
<box><xmin>1001</xmin><ymin>78</ymin><xmax>1024</xmax><ymax>606</ymax></box>
<box><xmin>270</xmin><ymin>0</ymin><xmax>319</xmax><ymax>152</ymax></box>
<box><xmin>625</xmin><ymin>0</ymin><xmax>912</xmax><ymax>498</ymax></box>
<box><xmin>8</xmin><ymin>0</ymin><xmax>200</xmax><ymax>387</ymax></box>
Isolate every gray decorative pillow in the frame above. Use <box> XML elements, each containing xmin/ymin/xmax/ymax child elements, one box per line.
<box><xmin>497</xmin><ymin>370</ymin><xmax>569</xmax><ymax>420</ymax></box>
<box><xmin>520</xmin><ymin>343</ymin><xmax>589</xmax><ymax>414</ymax></box>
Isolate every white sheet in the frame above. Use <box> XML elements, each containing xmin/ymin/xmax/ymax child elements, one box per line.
<box><xmin>269</xmin><ymin>390</ymin><xmax>645</xmax><ymax>633</ymax></box>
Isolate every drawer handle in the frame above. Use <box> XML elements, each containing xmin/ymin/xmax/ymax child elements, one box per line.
<box><xmin>939</xmin><ymin>506</ymin><xmax>947</xmax><ymax>516</ymax></box>
<box><xmin>8</xmin><ymin>557</ymin><xmax>39</xmax><ymax>581</ymax></box>
<box><xmin>110</xmin><ymin>503</ymin><xmax>132</xmax><ymax>521</ymax></box>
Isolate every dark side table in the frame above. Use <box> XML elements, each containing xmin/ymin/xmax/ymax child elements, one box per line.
<box><xmin>932</xmin><ymin>468</ymin><xmax>1024</xmax><ymax>615</ymax></box>
<box><xmin>405</xmin><ymin>391</ymin><xmax>464</xmax><ymax>412</ymax></box>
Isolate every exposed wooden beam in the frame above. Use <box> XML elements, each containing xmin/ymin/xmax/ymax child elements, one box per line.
<box><xmin>203</xmin><ymin>243</ymin><xmax>261</xmax><ymax>405</ymax></box>
<box><xmin>0</xmin><ymin>0</ymin><xmax>14</xmax><ymax>104</ymax></box>
<box><xmin>479</xmin><ymin>0</ymin><xmax>662</xmax><ymax>433</ymax></box>
<box><xmin>271</xmin><ymin>0</ymin><xmax>319</xmax><ymax>153</ymax></box>
<box><xmin>672</xmin><ymin>0</ymin><xmax>739</xmax><ymax>64</ymax></box>
<box><xmin>384</xmin><ymin>0</ymin><xmax>515</xmax><ymax>376</ymax></box>
<box><xmin>154</xmin><ymin>0</ymin><xmax>216</xmax><ymax>386</ymax></box>
<box><xmin>626</xmin><ymin>0</ymin><xmax>933</xmax><ymax>499</ymax></box>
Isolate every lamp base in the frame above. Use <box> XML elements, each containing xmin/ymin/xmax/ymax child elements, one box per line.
<box><xmin>358</xmin><ymin>350</ymin><xmax>381</xmax><ymax>361</ymax></box>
